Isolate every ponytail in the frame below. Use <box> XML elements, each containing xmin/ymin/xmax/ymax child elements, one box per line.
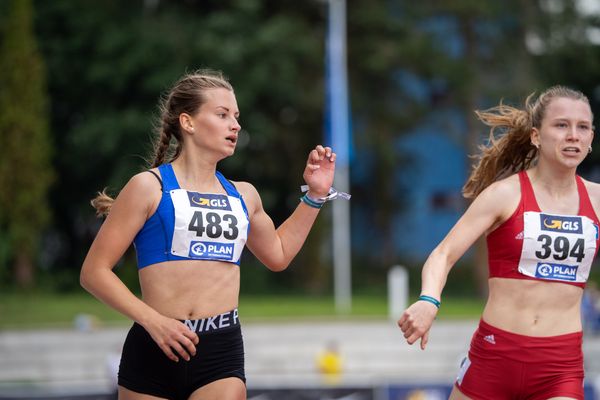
<box><xmin>91</xmin><ymin>69</ymin><xmax>233</xmax><ymax>217</ymax></box>
<box><xmin>90</xmin><ymin>189</ymin><xmax>114</xmax><ymax>217</ymax></box>
<box><xmin>462</xmin><ymin>102</ymin><xmax>537</xmax><ymax>198</ymax></box>
<box><xmin>462</xmin><ymin>85</ymin><xmax>591</xmax><ymax>199</ymax></box>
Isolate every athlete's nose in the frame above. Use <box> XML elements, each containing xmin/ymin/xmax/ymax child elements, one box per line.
<box><xmin>231</xmin><ymin>118</ymin><xmax>241</xmax><ymax>133</ymax></box>
<box><xmin>566</xmin><ymin>125</ymin><xmax>581</xmax><ymax>142</ymax></box>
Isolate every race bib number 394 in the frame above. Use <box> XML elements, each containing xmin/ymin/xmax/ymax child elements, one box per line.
<box><xmin>518</xmin><ymin>212</ymin><xmax>597</xmax><ymax>283</ymax></box>
<box><xmin>169</xmin><ymin>189</ymin><xmax>248</xmax><ymax>262</ymax></box>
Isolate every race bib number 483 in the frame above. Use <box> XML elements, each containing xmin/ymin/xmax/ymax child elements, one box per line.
<box><xmin>169</xmin><ymin>189</ymin><xmax>248</xmax><ymax>262</ymax></box>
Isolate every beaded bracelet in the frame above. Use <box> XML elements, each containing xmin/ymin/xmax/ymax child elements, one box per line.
<box><xmin>418</xmin><ymin>295</ymin><xmax>441</xmax><ymax>309</ymax></box>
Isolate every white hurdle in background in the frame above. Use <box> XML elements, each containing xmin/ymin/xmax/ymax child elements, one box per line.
<box><xmin>388</xmin><ymin>265</ymin><xmax>409</xmax><ymax>321</ymax></box>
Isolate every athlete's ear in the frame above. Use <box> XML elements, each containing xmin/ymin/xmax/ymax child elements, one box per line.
<box><xmin>179</xmin><ymin>113</ymin><xmax>195</xmax><ymax>134</ymax></box>
<box><xmin>531</xmin><ymin>127</ymin><xmax>541</xmax><ymax>149</ymax></box>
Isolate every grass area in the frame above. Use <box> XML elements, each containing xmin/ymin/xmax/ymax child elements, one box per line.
<box><xmin>0</xmin><ymin>291</ymin><xmax>485</xmax><ymax>329</ymax></box>
<box><xmin>238</xmin><ymin>294</ymin><xmax>484</xmax><ymax>321</ymax></box>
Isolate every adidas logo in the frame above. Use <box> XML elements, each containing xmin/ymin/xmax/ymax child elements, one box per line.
<box><xmin>483</xmin><ymin>334</ymin><xmax>496</xmax><ymax>345</ymax></box>
<box><xmin>515</xmin><ymin>231</ymin><xmax>524</xmax><ymax>240</ymax></box>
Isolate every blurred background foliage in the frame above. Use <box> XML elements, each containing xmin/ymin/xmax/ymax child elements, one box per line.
<box><xmin>1</xmin><ymin>0</ymin><xmax>600</xmax><ymax>302</ymax></box>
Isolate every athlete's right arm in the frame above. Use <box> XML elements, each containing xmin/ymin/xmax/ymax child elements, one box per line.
<box><xmin>80</xmin><ymin>172</ymin><xmax>199</xmax><ymax>362</ymax></box>
<box><xmin>398</xmin><ymin>176</ymin><xmax>519</xmax><ymax>350</ymax></box>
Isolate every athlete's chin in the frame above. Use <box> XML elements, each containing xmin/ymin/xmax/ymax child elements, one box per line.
<box><xmin>562</xmin><ymin>159</ymin><xmax>584</xmax><ymax>169</ymax></box>
<box><xmin>219</xmin><ymin>148</ymin><xmax>236</xmax><ymax>159</ymax></box>
<box><xmin>555</xmin><ymin>155</ymin><xmax>584</xmax><ymax>169</ymax></box>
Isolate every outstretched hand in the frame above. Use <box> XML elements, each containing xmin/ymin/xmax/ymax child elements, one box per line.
<box><xmin>303</xmin><ymin>145</ymin><xmax>336</xmax><ymax>198</ymax></box>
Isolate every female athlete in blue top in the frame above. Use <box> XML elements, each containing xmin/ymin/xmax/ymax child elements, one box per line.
<box><xmin>80</xmin><ymin>69</ymin><xmax>337</xmax><ymax>400</ymax></box>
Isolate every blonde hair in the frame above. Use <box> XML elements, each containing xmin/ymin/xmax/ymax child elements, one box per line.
<box><xmin>91</xmin><ymin>69</ymin><xmax>234</xmax><ymax>216</ymax></box>
<box><xmin>462</xmin><ymin>85</ymin><xmax>591</xmax><ymax>198</ymax></box>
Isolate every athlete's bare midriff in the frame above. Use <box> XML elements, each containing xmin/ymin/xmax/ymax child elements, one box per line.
<box><xmin>483</xmin><ymin>277</ymin><xmax>583</xmax><ymax>337</ymax></box>
<box><xmin>139</xmin><ymin>260</ymin><xmax>240</xmax><ymax>320</ymax></box>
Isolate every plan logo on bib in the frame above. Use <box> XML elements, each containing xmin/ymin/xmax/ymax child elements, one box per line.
<box><xmin>535</xmin><ymin>262</ymin><xmax>578</xmax><ymax>281</ymax></box>
<box><xmin>539</xmin><ymin>214</ymin><xmax>582</xmax><ymax>234</ymax></box>
<box><xmin>187</xmin><ymin>193</ymin><xmax>232</xmax><ymax>211</ymax></box>
<box><xmin>189</xmin><ymin>241</ymin><xmax>234</xmax><ymax>261</ymax></box>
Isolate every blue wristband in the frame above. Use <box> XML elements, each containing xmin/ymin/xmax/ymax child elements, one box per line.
<box><xmin>418</xmin><ymin>295</ymin><xmax>441</xmax><ymax>309</ymax></box>
<box><xmin>300</xmin><ymin>193</ymin><xmax>323</xmax><ymax>209</ymax></box>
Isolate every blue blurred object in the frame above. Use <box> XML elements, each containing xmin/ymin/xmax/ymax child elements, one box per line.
<box><xmin>582</xmin><ymin>287</ymin><xmax>600</xmax><ymax>334</ymax></box>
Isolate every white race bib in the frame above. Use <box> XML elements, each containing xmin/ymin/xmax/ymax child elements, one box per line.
<box><xmin>170</xmin><ymin>189</ymin><xmax>248</xmax><ymax>263</ymax></box>
<box><xmin>518</xmin><ymin>212</ymin><xmax>597</xmax><ymax>283</ymax></box>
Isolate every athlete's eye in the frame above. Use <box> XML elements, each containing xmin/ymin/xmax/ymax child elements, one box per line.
<box><xmin>578</xmin><ymin>124</ymin><xmax>591</xmax><ymax>131</ymax></box>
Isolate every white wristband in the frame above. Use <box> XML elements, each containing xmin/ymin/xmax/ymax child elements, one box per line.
<box><xmin>300</xmin><ymin>185</ymin><xmax>351</xmax><ymax>202</ymax></box>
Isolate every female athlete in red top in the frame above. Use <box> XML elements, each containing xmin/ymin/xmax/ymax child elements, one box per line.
<box><xmin>398</xmin><ymin>86</ymin><xmax>599</xmax><ymax>400</ymax></box>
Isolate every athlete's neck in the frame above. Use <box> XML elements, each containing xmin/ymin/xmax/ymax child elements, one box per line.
<box><xmin>171</xmin><ymin>157</ymin><xmax>220</xmax><ymax>192</ymax></box>
<box><xmin>527</xmin><ymin>167</ymin><xmax>577</xmax><ymax>199</ymax></box>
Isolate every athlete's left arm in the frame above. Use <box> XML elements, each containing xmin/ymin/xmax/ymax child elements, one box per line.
<box><xmin>241</xmin><ymin>145</ymin><xmax>336</xmax><ymax>271</ymax></box>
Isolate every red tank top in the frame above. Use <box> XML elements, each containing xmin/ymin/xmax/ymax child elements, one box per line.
<box><xmin>487</xmin><ymin>170</ymin><xmax>599</xmax><ymax>288</ymax></box>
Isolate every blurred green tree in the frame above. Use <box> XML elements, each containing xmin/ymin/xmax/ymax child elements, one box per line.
<box><xmin>423</xmin><ymin>1</ymin><xmax>539</xmax><ymax>297</ymax></box>
<box><xmin>394</xmin><ymin>0</ymin><xmax>600</xmax><ymax>294</ymax></box>
<box><xmin>0</xmin><ymin>0</ymin><xmax>54</xmax><ymax>289</ymax></box>
<box><xmin>347</xmin><ymin>1</ymin><xmax>540</xmax><ymax>290</ymax></box>
<box><xmin>34</xmin><ymin>0</ymin><xmax>331</xmax><ymax>293</ymax></box>
<box><xmin>25</xmin><ymin>0</ymin><xmax>600</xmax><ymax>295</ymax></box>
<box><xmin>530</xmin><ymin>0</ymin><xmax>600</xmax><ymax>150</ymax></box>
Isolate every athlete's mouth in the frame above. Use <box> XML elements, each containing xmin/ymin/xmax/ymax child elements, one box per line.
<box><xmin>226</xmin><ymin>134</ymin><xmax>237</xmax><ymax>144</ymax></box>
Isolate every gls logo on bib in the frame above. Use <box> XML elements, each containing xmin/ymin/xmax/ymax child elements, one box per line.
<box><xmin>187</xmin><ymin>193</ymin><xmax>231</xmax><ymax>211</ymax></box>
<box><xmin>540</xmin><ymin>214</ymin><xmax>582</xmax><ymax>234</ymax></box>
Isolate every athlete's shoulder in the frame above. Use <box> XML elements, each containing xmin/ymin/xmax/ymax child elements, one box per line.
<box><xmin>470</xmin><ymin>173</ymin><xmax>521</xmax><ymax>225</ymax></box>
<box><xmin>578</xmin><ymin>176</ymin><xmax>600</xmax><ymax>212</ymax></box>
<box><xmin>228</xmin><ymin>180</ymin><xmax>261</xmax><ymax>214</ymax></box>
<box><xmin>579</xmin><ymin>175</ymin><xmax>600</xmax><ymax>194</ymax></box>
<box><xmin>478</xmin><ymin>173</ymin><xmax>520</xmax><ymax>201</ymax></box>
<box><xmin>228</xmin><ymin>178</ymin><xmax>250</xmax><ymax>187</ymax></box>
<box><xmin>116</xmin><ymin>170</ymin><xmax>163</xmax><ymax>206</ymax></box>
<box><xmin>128</xmin><ymin>169</ymin><xmax>163</xmax><ymax>191</ymax></box>
<box><xmin>228</xmin><ymin>180</ymin><xmax>257</xmax><ymax>195</ymax></box>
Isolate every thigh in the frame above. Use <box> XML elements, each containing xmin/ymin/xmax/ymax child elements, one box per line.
<box><xmin>118</xmin><ymin>385</ymin><xmax>169</xmax><ymax>400</ymax></box>
<box><xmin>546</xmin><ymin>398</ymin><xmax>579</xmax><ymax>400</ymax></box>
<box><xmin>188</xmin><ymin>377</ymin><xmax>246</xmax><ymax>400</ymax></box>
<box><xmin>186</xmin><ymin>326</ymin><xmax>245</xmax><ymax>392</ymax></box>
<box><xmin>449</xmin><ymin>385</ymin><xmax>473</xmax><ymax>400</ymax></box>
<box><xmin>526</xmin><ymin>352</ymin><xmax>584</xmax><ymax>400</ymax></box>
<box><xmin>118</xmin><ymin>323</ymin><xmax>181</xmax><ymax>398</ymax></box>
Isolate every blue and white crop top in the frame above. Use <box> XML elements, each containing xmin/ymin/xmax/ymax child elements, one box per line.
<box><xmin>133</xmin><ymin>164</ymin><xmax>250</xmax><ymax>269</ymax></box>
